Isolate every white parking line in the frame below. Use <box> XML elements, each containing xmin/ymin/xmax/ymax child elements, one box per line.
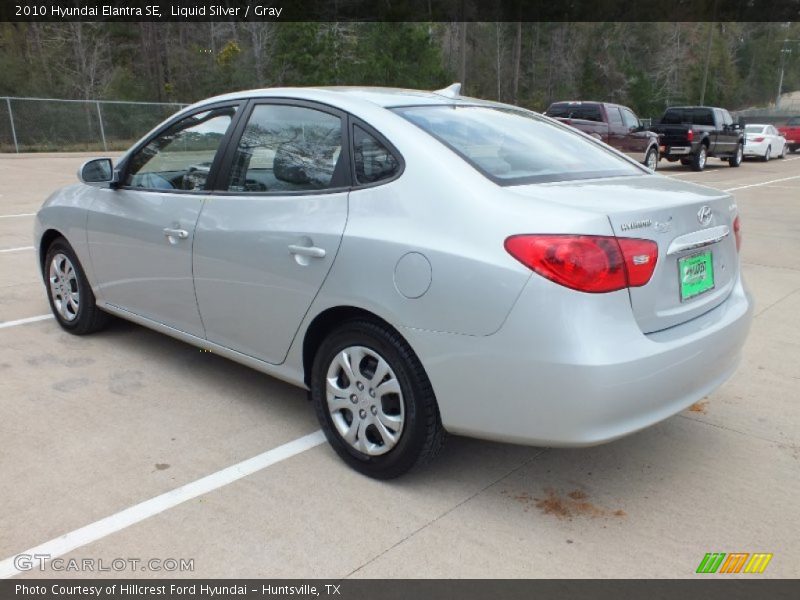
<box><xmin>725</xmin><ymin>174</ymin><xmax>800</xmax><ymax>192</ymax></box>
<box><xmin>0</xmin><ymin>430</ymin><xmax>325</xmax><ymax>579</ymax></box>
<box><xmin>0</xmin><ymin>314</ymin><xmax>52</xmax><ymax>329</ymax></box>
<box><xmin>0</xmin><ymin>213</ymin><xmax>35</xmax><ymax>219</ymax></box>
<box><xmin>0</xmin><ymin>246</ymin><xmax>34</xmax><ymax>253</ymax></box>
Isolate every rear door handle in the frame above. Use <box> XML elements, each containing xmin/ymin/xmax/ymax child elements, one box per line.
<box><xmin>288</xmin><ymin>244</ymin><xmax>326</xmax><ymax>258</ymax></box>
<box><xmin>163</xmin><ymin>227</ymin><xmax>189</xmax><ymax>240</ymax></box>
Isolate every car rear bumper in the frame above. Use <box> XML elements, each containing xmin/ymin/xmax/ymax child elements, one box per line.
<box><xmin>661</xmin><ymin>145</ymin><xmax>692</xmax><ymax>156</ymax></box>
<box><xmin>743</xmin><ymin>141</ymin><xmax>768</xmax><ymax>156</ymax></box>
<box><xmin>405</xmin><ymin>272</ymin><xmax>753</xmax><ymax>447</ymax></box>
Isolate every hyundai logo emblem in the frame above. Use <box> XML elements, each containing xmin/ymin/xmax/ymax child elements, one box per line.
<box><xmin>697</xmin><ymin>205</ymin><xmax>713</xmax><ymax>226</ymax></box>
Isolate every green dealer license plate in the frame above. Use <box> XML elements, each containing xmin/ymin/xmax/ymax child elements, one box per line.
<box><xmin>679</xmin><ymin>251</ymin><xmax>715</xmax><ymax>301</ymax></box>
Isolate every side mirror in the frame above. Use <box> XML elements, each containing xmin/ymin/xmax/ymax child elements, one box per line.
<box><xmin>78</xmin><ymin>158</ymin><xmax>119</xmax><ymax>187</ymax></box>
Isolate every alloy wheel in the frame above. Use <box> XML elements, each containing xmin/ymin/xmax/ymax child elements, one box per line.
<box><xmin>49</xmin><ymin>253</ymin><xmax>80</xmax><ymax>322</ymax></box>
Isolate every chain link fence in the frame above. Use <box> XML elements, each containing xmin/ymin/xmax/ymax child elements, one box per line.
<box><xmin>0</xmin><ymin>97</ymin><xmax>189</xmax><ymax>153</ymax></box>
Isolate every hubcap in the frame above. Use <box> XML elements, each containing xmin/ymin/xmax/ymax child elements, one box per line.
<box><xmin>48</xmin><ymin>253</ymin><xmax>79</xmax><ymax>322</ymax></box>
<box><xmin>325</xmin><ymin>345</ymin><xmax>405</xmax><ymax>456</ymax></box>
<box><xmin>699</xmin><ymin>148</ymin><xmax>706</xmax><ymax>168</ymax></box>
<box><xmin>647</xmin><ymin>151</ymin><xmax>657</xmax><ymax>170</ymax></box>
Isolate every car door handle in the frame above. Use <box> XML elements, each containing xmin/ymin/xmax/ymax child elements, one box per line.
<box><xmin>288</xmin><ymin>244</ymin><xmax>326</xmax><ymax>258</ymax></box>
<box><xmin>163</xmin><ymin>227</ymin><xmax>189</xmax><ymax>240</ymax></box>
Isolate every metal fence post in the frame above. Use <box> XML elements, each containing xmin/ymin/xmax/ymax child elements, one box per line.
<box><xmin>6</xmin><ymin>98</ymin><xmax>19</xmax><ymax>153</ymax></box>
<box><xmin>96</xmin><ymin>101</ymin><xmax>107</xmax><ymax>151</ymax></box>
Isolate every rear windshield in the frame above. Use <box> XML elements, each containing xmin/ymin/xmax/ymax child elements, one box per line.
<box><xmin>660</xmin><ymin>108</ymin><xmax>715</xmax><ymax>126</ymax></box>
<box><xmin>394</xmin><ymin>105</ymin><xmax>643</xmax><ymax>185</ymax></box>
<box><xmin>544</xmin><ymin>103</ymin><xmax>603</xmax><ymax>122</ymax></box>
<box><xmin>745</xmin><ymin>125</ymin><xmax>766</xmax><ymax>133</ymax></box>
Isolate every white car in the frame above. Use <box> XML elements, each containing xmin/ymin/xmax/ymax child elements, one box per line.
<box><xmin>744</xmin><ymin>124</ymin><xmax>787</xmax><ymax>161</ymax></box>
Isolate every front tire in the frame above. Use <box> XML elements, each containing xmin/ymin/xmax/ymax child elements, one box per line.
<box><xmin>44</xmin><ymin>237</ymin><xmax>110</xmax><ymax>335</ymax></box>
<box><xmin>644</xmin><ymin>147</ymin><xmax>658</xmax><ymax>171</ymax></box>
<box><xmin>310</xmin><ymin>320</ymin><xmax>444</xmax><ymax>479</ymax></box>
<box><xmin>729</xmin><ymin>143</ymin><xmax>743</xmax><ymax>167</ymax></box>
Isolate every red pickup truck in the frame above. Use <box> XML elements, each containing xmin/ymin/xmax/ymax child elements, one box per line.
<box><xmin>778</xmin><ymin>117</ymin><xmax>800</xmax><ymax>153</ymax></box>
<box><xmin>544</xmin><ymin>101</ymin><xmax>660</xmax><ymax>170</ymax></box>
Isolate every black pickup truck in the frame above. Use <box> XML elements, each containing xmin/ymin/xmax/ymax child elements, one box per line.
<box><xmin>651</xmin><ymin>106</ymin><xmax>744</xmax><ymax>171</ymax></box>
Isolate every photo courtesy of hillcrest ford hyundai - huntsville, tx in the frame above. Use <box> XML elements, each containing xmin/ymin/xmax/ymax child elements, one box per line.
<box><xmin>34</xmin><ymin>84</ymin><xmax>753</xmax><ymax>479</ymax></box>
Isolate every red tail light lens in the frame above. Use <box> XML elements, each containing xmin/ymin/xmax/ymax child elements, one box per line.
<box><xmin>733</xmin><ymin>216</ymin><xmax>742</xmax><ymax>252</ymax></box>
<box><xmin>753</xmin><ymin>136</ymin><xmax>765</xmax><ymax>142</ymax></box>
<box><xmin>687</xmin><ymin>129</ymin><xmax>694</xmax><ymax>142</ymax></box>
<box><xmin>504</xmin><ymin>235</ymin><xmax>658</xmax><ymax>293</ymax></box>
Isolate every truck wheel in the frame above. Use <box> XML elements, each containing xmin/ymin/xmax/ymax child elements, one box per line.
<box><xmin>644</xmin><ymin>147</ymin><xmax>658</xmax><ymax>171</ymax></box>
<box><xmin>691</xmin><ymin>145</ymin><xmax>707</xmax><ymax>171</ymax></box>
<box><xmin>728</xmin><ymin>143</ymin><xmax>743</xmax><ymax>167</ymax></box>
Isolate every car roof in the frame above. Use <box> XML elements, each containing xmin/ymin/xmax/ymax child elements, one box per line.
<box><xmin>185</xmin><ymin>86</ymin><xmax>503</xmax><ymax>112</ymax></box>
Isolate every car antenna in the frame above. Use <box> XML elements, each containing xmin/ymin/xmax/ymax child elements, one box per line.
<box><xmin>433</xmin><ymin>83</ymin><xmax>462</xmax><ymax>98</ymax></box>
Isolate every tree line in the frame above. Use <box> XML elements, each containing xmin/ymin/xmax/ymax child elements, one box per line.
<box><xmin>1</xmin><ymin>21</ymin><xmax>798</xmax><ymax>118</ymax></box>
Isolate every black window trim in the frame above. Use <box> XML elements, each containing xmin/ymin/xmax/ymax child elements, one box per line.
<box><xmin>115</xmin><ymin>100</ymin><xmax>246</xmax><ymax>195</ymax></box>
<box><xmin>210</xmin><ymin>97</ymin><xmax>353</xmax><ymax>197</ymax></box>
<box><xmin>392</xmin><ymin>103</ymin><xmax>647</xmax><ymax>186</ymax></box>
<box><xmin>349</xmin><ymin>117</ymin><xmax>406</xmax><ymax>190</ymax></box>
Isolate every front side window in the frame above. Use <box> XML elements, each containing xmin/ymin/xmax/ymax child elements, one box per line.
<box><xmin>621</xmin><ymin>108</ymin><xmax>639</xmax><ymax>129</ymax></box>
<box><xmin>353</xmin><ymin>125</ymin><xmax>400</xmax><ymax>185</ymax></box>
<box><xmin>395</xmin><ymin>105</ymin><xmax>643</xmax><ymax>185</ymax></box>
<box><xmin>125</xmin><ymin>107</ymin><xmax>236</xmax><ymax>191</ymax></box>
<box><xmin>227</xmin><ymin>104</ymin><xmax>343</xmax><ymax>192</ymax></box>
<box><xmin>721</xmin><ymin>110</ymin><xmax>734</xmax><ymax>126</ymax></box>
<box><xmin>608</xmin><ymin>107</ymin><xmax>624</xmax><ymax>127</ymax></box>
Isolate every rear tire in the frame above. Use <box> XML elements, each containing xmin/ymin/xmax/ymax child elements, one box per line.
<box><xmin>691</xmin><ymin>145</ymin><xmax>707</xmax><ymax>171</ymax></box>
<box><xmin>310</xmin><ymin>319</ymin><xmax>445</xmax><ymax>479</ymax></box>
<box><xmin>763</xmin><ymin>146</ymin><xmax>771</xmax><ymax>162</ymax></box>
<box><xmin>779</xmin><ymin>144</ymin><xmax>787</xmax><ymax>159</ymax></box>
<box><xmin>43</xmin><ymin>237</ymin><xmax>110</xmax><ymax>335</ymax></box>
<box><xmin>728</xmin><ymin>143</ymin><xmax>743</xmax><ymax>167</ymax></box>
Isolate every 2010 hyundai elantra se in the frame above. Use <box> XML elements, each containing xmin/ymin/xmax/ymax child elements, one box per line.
<box><xmin>34</xmin><ymin>85</ymin><xmax>753</xmax><ymax>478</ymax></box>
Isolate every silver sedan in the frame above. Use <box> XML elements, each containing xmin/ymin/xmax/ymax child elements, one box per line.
<box><xmin>34</xmin><ymin>86</ymin><xmax>753</xmax><ymax>478</ymax></box>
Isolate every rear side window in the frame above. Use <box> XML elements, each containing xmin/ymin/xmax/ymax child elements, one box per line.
<box><xmin>353</xmin><ymin>125</ymin><xmax>400</xmax><ymax>185</ymax></box>
<box><xmin>226</xmin><ymin>104</ymin><xmax>343</xmax><ymax>193</ymax></box>
<box><xmin>395</xmin><ymin>105</ymin><xmax>643</xmax><ymax>185</ymax></box>
<box><xmin>788</xmin><ymin>117</ymin><xmax>800</xmax><ymax>126</ymax></box>
<box><xmin>607</xmin><ymin>107</ymin><xmax>624</xmax><ymax>126</ymax></box>
<box><xmin>545</xmin><ymin>103</ymin><xmax>602</xmax><ymax>122</ymax></box>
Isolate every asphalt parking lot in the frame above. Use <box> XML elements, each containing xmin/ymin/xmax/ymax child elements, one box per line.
<box><xmin>1</xmin><ymin>152</ymin><xmax>799</xmax><ymax>579</ymax></box>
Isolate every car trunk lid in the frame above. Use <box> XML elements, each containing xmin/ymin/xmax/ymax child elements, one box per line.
<box><xmin>508</xmin><ymin>175</ymin><xmax>740</xmax><ymax>333</ymax></box>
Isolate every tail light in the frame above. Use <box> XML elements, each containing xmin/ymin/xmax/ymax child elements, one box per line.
<box><xmin>504</xmin><ymin>235</ymin><xmax>658</xmax><ymax>293</ymax></box>
<box><xmin>733</xmin><ymin>216</ymin><xmax>742</xmax><ymax>252</ymax></box>
<box><xmin>687</xmin><ymin>129</ymin><xmax>694</xmax><ymax>142</ymax></box>
<box><xmin>753</xmin><ymin>136</ymin><xmax>765</xmax><ymax>142</ymax></box>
